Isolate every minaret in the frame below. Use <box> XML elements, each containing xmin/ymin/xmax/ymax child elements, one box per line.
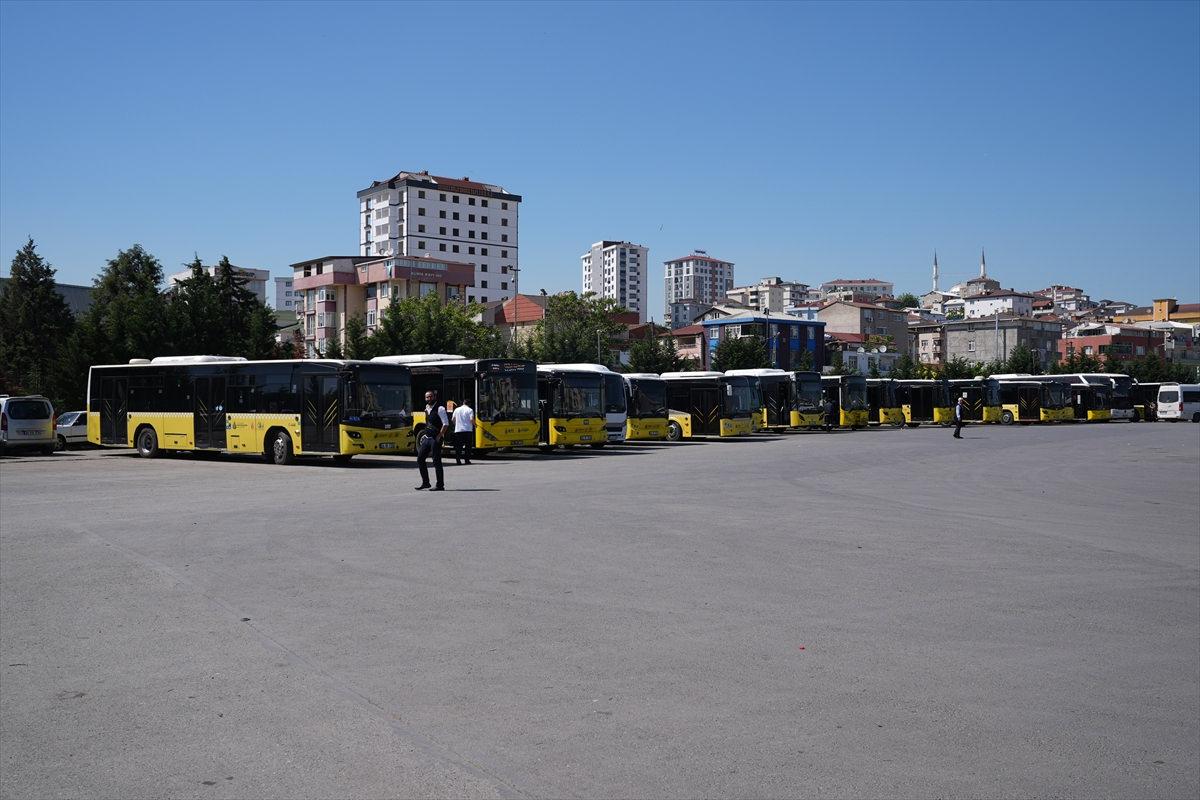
<box><xmin>932</xmin><ymin>251</ymin><xmax>940</xmax><ymax>292</ymax></box>
<box><xmin>980</xmin><ymin>248</ymin><xmax>987</xmax><ymax>279</ymax></box>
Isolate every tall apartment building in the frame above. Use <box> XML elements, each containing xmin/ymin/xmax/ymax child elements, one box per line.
<box><xmin>581</xmin><ymin>241</ymin><xmax>648</xmax><ymax>323</ymax></box>
<box><xmin>726</xmin><ymin>277</ymin><xmax>811</xmax><ymax>313</ymax></box>
<box><xmin>357</xmin><ymin>170</ymin><xmax>520</xmax><ymax>304</ymax></box>
<box><xmin>274</xmin><ymin>276</ymin><xmax>298</xmax><ymax>310</ymax></box>
<box><xmin>663</xmin><ymin>250</ymin><xmax>735</xmax><ymax>326</ymax></box>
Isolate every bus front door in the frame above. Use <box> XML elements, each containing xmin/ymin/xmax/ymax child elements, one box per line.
<box><xmin>99</xmin><ymin>376</ymin><xmax>128</xmax><ymax>445</ymax></box>
<box><xmin>302</xmin><ymin>374</ymin><xmax>340</xmax><ymax>452</ymax></box>
<box><xmin>194</xmin><ymin>375</ymin><xmax>227</xmax><ymax>449</ymax></box>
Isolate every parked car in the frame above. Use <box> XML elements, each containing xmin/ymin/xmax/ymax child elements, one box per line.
<box><xmin>0</xmin><ymin>395</ymin><xmax>56</xmax><ymax>455</ymax></box>
<box><xmin>55</xmin><ymin>410</ymin><xmax>89</xmax><ymax>450</ymax></box>
<box><xmin>1157</xmin><ymin>383</ymin><xmax>1200</xmax><ymax>422</ymax></box>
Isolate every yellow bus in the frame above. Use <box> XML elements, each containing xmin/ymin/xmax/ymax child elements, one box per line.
<box><xmin>791</xmin><ymin>370</ymin><xmax>825</xmax><ymax>427</ymax></box>
<box><xmin>865</xmin><ymin>378</ymin><xmax>905</xmax><ymax>425</ymax></box>
<box><xmin>662</xmin><ymin>371</ymin><xmax>756</xmax><ymax>439</ymax></box>
<box><xmin>821</xmin><ymin>375</ymin><xmax>869</xmax><ymax>428</ymax></box>
<box><xmin>725</xmin><ymin>368</ymin><xmax>794</xmax><ymax>430</ymax></box>
<box><xmin>623</xmin><ymin>373</ymin><xmax>669</xmax><ymax>440</ymax></box>
<box><xmin>535</xmin><ymin>365</ymin><xmax>606</xmax><ymax>449</ymax></box>
<box><xmin>87</xmin><ymin>356</ymin><xmax>414</xmax><ymax>464</ymax></box>
<box><xmin>372</xmin><ymin>355</ymin><xmax>540</xmax><ymax>451</ymax></box>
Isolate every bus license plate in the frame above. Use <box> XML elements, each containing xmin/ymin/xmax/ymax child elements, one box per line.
<box><xmin>378</xmin><ymin>442</ymin><xmax>396</xmax><ymax>450</ymax></box>
<box><xmin>511</xmin><ymin>440</ymin><xmax>524</xmax><ymax>446</ymax></box>
<box><xmin>580</xmin><ymin>435</ymin><xmax>592</xmax><ymax>441</ymax></box>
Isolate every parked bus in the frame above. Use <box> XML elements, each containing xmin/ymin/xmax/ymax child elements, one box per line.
<box><xmin>894</xmin><ymin>379</ymin><xmax>952</xmax><ymax>426</ymax></box>
<box><xmin>791</xmin><ymin>370</ymin><xmax>825</xmax><ymax>428</ymax></box>
<box><xmin>865</xmin><ymin>378</ymin><xmax>904</xmax><ymax>426</ymax></box>
<box><xmin>1130</xmin><ymin>382</ymin><xmax>1166</xmax><ymax>421</ymax></box>
<box><xmin>623</xmin><ymin>373</ymin><xmax>669</xmax><ymax>441</ymax></box>
<box><xmin>88</xmin><ymin>356</ymin><xmax>414</xmax><ymax>464</ymax></box>
<box><xmin>535</xmin><ymin>365</ymin><xmax>606</xmax><ymax>449</ymax></box>
<box><xmin>1157</xmin><ymin>383</ymin><xmax>1200</xmax><ymax>422</ymax></box>
<box><xmin>1024</xmin><ymin>375</ymin><xmax>1110</xmax><ymax>422</ymax></box>
<box><xmin>661</xmin><ymin>371</ymin><xmax>755</xmax><ymax>439</ymax></box>
<box><xmin>821</xmin><ymin>375</ymin><xmax>869</xmax><ymax>428</ymax></box>
<box><xmin>948</xmin><ymin>377</ymin><xmax>1002</xmax><ymax>423</ymax></box>
<box><xmin>544</xmin><ymin>363</ymin><xmax>627</xmax><ymax>446</ymax></box>
<box><xmin>1059</xmin><ymin>373</ymin><xmax>1135</xmax><ymax>421</ymax></box>
<box><xmin>371</xmin><ymin>354</ymin><xmax>540</xmax><ymax>451</ymax></box>
<box><xmin>725</xmin><ymin>368</ymin><xmax>794</xmax><ymax>429</ymax></box>
<box><xmin>993</xmin><ymin>378</ymin><xmax>1072</xmax><ymax>424</ymax></box>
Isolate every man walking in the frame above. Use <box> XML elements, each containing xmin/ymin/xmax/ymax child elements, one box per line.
<box><xmin>953</xmin><ymin>394</ymin><xmax>966</xmax><ymax>439</ymax></box>
<box><xmin>452</xmin><ymin>397</ymin><xmax>475</xmax><ymax>465</ymax></box>
<box><xmin>415</xmin><ymin>389</ymin><xmax>448</xmax><ymax>491</ymax></box>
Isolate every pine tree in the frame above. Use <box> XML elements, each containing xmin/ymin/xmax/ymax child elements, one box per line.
<box><xmin>81</xmin><ymin>244</ymin><xmax>169</xmax><ymax>365</ymax></box>
<box><xmin>711</xmin><ymin>335</ymin><xmax>771</xmax><ymax>371</ymax></box>
<box><xmin>344</xmin><ymin>317</ymin><xmax>372</xmax><ymax>360</ymax></box>
<box><xmin>0</xmin><ymin>239</ymin><xmax>75</xmax><ymax>400</ymax></box>
<box><xmin>165</xmin><ymin>256</ymin><xmax>224</xmax><ymax>355</ymax></box>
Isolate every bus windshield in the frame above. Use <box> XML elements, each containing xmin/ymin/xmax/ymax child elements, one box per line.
<box><xmin>631</xmin><ymin>381</ymin><xmax>667</xmax><ymax>418</ymax></box>
<box><xmin>1110</xmin><ymin>376</ymin><xmax>1132</xmax><ymax>399</ymax></box>
<box><xmin>558</xmin><ymin>374</ymin><xmax>603</xmax><ymax>417</ymax></box>
<box><xmin>1042</xmin><ymin>381</ymin><xmax>1069</xmax><ymax>408</ymax></box>
<box><xmin>725</xmin><ymin>381</ymin><xmax>758</xmax><ymax>415</ymax></box>
<box><xmin>795</xmin><ymin>375</ymin><xmax>823</xmax><ymax>410</ymax></box>
<box><xmin>603</xmin><ymin>373</ymin><xmax>627</xmax><ymax>414</ymax></box>
<box><xmin>350</xmin><ymin>369</ymin><xmax>412</xmax><ymax>421</ymax></box>
<box><xmin>479</xmin><ymin>372</ymin><xmax>538</xmax><ymax>421</ymax></box>
<box><xmin>844</xmin><ymin>377</ymin><xmax>868</xmax><ymax>410</ymax></box>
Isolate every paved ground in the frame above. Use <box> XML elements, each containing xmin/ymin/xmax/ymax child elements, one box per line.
<box><xmin>1</xmin><ymin>422</ymin><xmax>1197</xmax><ymax>799</ymax></box>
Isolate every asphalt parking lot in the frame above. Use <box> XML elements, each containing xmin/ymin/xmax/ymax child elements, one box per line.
<box><xmin>1</xmin><ymin>422</ymin><xmax>1198</xmax><ymax>799</ymax></box>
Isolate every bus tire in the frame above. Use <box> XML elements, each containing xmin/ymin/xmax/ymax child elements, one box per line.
<box><xmin>1000</xmin><ymin>411</ymin><xmax>1014</xmax><ymax>425</ymax></box>
<box><xmin>666</xmin><ymin>421</ymin><xmax>682</xmax><ymax>442</ymax></box>
<box><xmin>333</xmin><ymin>454</ymin><xmax>353</xmax><ymax>465</ymax></box>
<box><xmin>135</xmin><ymin>426</ymin><xmax>159</xmax><ymax>458</ymax></box>
<box><xmin>589</xmin><ymin>442</ymin><xmax>606</xmax><ymax>449</ymax></box>
<box><xmin>269</xmin><ymin>430</ymin><xmax>294</xmax><ymax>465</ymax></box>
<box><xmin>538</xmin><ymin>444</ymin><xmax>555</xmax><ymax>453</ymax></box>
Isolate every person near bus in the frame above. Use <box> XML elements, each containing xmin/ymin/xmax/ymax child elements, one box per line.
<box><xmin>953</xmin><ymin>394</ymin><xmax>966</xmax><ymax>439</ymax></box>
<box><xmin>452</xmin><ymin>398</ymin><xmax>475</xmax><ymax>465</ymax></box>
<box><xmin>823</xmin><ymin>398</ymin><xmax>835</xmax><ymax>432</ymax></box>
<box><xmin>415</xmin><ymin>389</ymin><xmax>448</xmax><ymax>491</ymax></box>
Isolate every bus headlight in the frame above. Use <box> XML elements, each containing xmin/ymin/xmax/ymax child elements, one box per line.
<box><xmin>482</xmin><ymin>429</ymin><xmax>498</xmax><ymax>441</ymax></box>
<box><xmin>554</xmin><ymin>425</ymin><xmax>566</xmax><ymax>433</ymax></box>
<box><xmin>346</xmin><ymin>430</ymin><xmax>362</xmax><ymax>439</ymax></box>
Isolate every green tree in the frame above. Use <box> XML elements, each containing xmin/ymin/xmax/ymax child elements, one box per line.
<box><xmin>628</xmin><ymin>333</ymin><xmax>686</xmax><ymax>374</ymax></box>
<box><xmin>372</xmin><ymin>292</ymin><xmax>504</xmax><ymax>359</ymax></box>
<box><xmin>895</xmin><ymin>292</ymin><xmax>922</xmax><ymax>308</ymax></box>
<box><xmin>76</xmin><ymin>244</ymin><xmax>169</xmax><ymax>365</ymax></box>
<box><xmin>891</xmin><ymin>352</ymin><xmax>917</xmax><ymax>379</ymax></box>
<box><xmin>794</xmin><ymin>347</ymin><xmax>815</xmax><ymax>373</ymax></box>
<box><xmin>1004</xmin><ymin>343</ymin><xmax>1041</xmax><ymax>375</ymax></box>
<box><xmin>868</xmin><ymin>360</ymin><xmax>881</xmax><ymax>378</ymax></box>
<box><xmin>343</xmin><ymin>316</ymin><xmax>372</xmax><ymax>360</ymax></box>
<box><xmin>940</xmin><ymin>356</ymin><xmax>976</xmax><ymax>379</ymax></box>
<box><xmin>0</xmin><ymin>239</ymin><xmax>75</xmax><ymax>402</ymax></box>
<box><xmin>711</xmin><ymin>335</ymin><xmax>771</xmax><ymax>371</ymax></box>
<box><xmin>322</xmin><ymin>336</ymin><xmax>344</xmax><ymax>359</ymax></box>
<box><xmin>165</xmin><ymin>256</ymin><xmax>224</xmax><ymax>356</ymax></box>
<box><xmin>524</xmin><ymin>291</ymin><xmax>627</xmax><ymax>365</ymax></box>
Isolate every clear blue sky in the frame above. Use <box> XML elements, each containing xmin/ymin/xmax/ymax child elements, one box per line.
<box><xmin>2</xmin><ymin>0</ymin><xmax>1197</xmax><ymax>315</ymax></box>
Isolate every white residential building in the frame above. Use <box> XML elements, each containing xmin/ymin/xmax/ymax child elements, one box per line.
<box><xmin>726</xmin><ymin>277</ymin><xmax>811</xmax><ymax>313</ymax></box>
<box><xmin>664</xmin><ymin>250</ymin><xmax>735</xmax><ymax>326</ymax></box>
<box><xmin>166</xmin><ymin>264</ymin><xmax>269</xmax><ymax>305</ymax></box>
<box><xmin>581</xmin><ymin>240</ymin><xmax>648</xmax><ymax>323</ymax></box>
<box><xmin>357</xmin><ymin>170</ymin><xmax>520</xmax><ymax>304</ymax></box>
<box><xmin>963</xmin><ymin>291</ymin><xmax>1035</xmax><ymax>319</ymax></box>
<box><xmin>819</xmin><ymin>278</ymin><xmax>894</xmax><ymax>302</ymax></box>
<box><xmin>274</xmin><ymin>276</ymin><xmax>298</xmax><ymax>310</ymax></box>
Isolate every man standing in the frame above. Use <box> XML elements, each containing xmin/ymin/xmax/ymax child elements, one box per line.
<box><xmin>953</xmin><ymin>394</ymin><xmax>966</xmax><ymax>439</ymax></box>
<box><xmin>452</xmin><ymin>398</ymin><xmax>475</xmax><ymax>465</ymax></box>
<box><xmin>415</xmin><ymin>389</ymin><xmax>448</xmax><ymax>491</ymax></box>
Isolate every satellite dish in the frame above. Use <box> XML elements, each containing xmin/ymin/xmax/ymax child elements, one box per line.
<box><xmin>857</xmin><ymin>346</ymin><xmax>866</xmax><ymax>353</ymax></box>
<box><xmin>879</xmin><ymin>345</ymin><xmax>887</xmax><ymax>353</ymax></box>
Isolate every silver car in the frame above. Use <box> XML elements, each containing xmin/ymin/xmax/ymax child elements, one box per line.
<box><xmin>0</xmin><ymin>395</ymin><xmax>56</xmax><ymax>455</ymax></box>
<box><xmin>55</xmin><ymin>410</ymin><xmax>89</xmax><ymax>450</ymax></box>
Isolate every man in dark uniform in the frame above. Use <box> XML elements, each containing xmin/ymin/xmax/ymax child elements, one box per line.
<box><xmin>415</xmin><ymin>389</ymin><xmax>448</xmax><ymax>491</ymax></box>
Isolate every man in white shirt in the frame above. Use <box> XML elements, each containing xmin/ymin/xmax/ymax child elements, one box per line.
<box><xmin>451</xmin><ymin>399</ymin><xmax>475</xmax><ymax>465</ymax></box>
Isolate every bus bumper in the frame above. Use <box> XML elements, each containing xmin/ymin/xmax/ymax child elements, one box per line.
<box><xmin>626</xmin><ymin>417</ymin><xmax>668</xmax><ymax>440</ymax></box>
<box><xmin>719</xmin><ymin>418</ymin><xmax>753</xmax><ymax>437</ymax></box>
<box><xmin>477</xmin><ymin>419</ymin><xmax>539</xmax><ymax>449</ymax></box>
<box><xmin>549</xmin><ymin>417</ymin><xmax>604</xmax><ymax>446</ymax></box>
<box><xmin>791</xmin><ymin>411</ymin><xmax>824</xmax><ymax>427</ymax></box>
<box><xmin>878</xmin><ymin>407</ymin><xmax>905</xmax><ymax>425</ymax></box>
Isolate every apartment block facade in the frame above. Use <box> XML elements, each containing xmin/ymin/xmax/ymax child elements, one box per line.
<box><xmin>291</xmin><ymin>254</ymin><xmax>474</xmax><ymax>357</ymax></box>
<box><xmin>819</xmin><ymin>278</ymin><xmax>894</xmax><ymax>302</ymax></box>
<box><xmin>725</xmin><ymin>277</ymin><xmax>811</xmax><ymax>313</ymax></box>
<box><xmin>581</xmin><ymin>240</ymin><xmax>648</xmax><ymax>323</ymax></box>
<box><xmin>664</xmin><ymin>251</ymin><xmax>734</xmax><ymax>326</ymax></box>
<box><xmin>357</xmin><ymin>170</ymin><xmax>520</xmax><ymax>304</ymax></box>
<box><xmin>274</xmin><ymin>276</ymin><xmax>298</xmax><ymax>311</ymax></box>
<box><xmin>817</xmin><ymin>300</ymin><xmax>908</xmax><ymax>346</ymax></box>
<box><xmin>915</xmin><ymin>316</ymin><xmax>1063</xmax><ymax>367</ymax></box>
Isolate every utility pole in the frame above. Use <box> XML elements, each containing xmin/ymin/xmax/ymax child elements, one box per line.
<box><xmin>597</xmin><ymin>329</ymin><xmax>603</xmax><ymax>364</ymax></box>
<box><xmin>508</xmin><ymin>264</ymin><xmax>520</xmax><ymax>344</ymax></box>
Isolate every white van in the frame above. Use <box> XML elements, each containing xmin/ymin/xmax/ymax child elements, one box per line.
<box><xmin>0</xmin><ymin>395</ymin><xmax>56</xmax><ymax>455</ymax></box>
<box><xmin>1156</xmin><ymin>383</ymin><xmax>1200</xmax><ymax>422</ymax></box>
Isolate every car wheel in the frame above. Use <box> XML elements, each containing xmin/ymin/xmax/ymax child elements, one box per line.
<box><xmin>56</xmin><ymin>435</ymin><xmax>68</xmax><ymax>451</ymax></box>
<box><xmin>1000</xmin><ymin>410</ymin><xmax>1014</xmax><ymax>425</ymax></box>
<box><xmin>1193</xmin><ymin>413</ymin><xmax>1200</xmax><ymax>423</ymax></box>
<box><xmin>666</xmin><ymin>421</ymin><xmax>682</xmax><ymax>442</ymax></box>
<box><xmin>271</xmin><ymin>430</ymin><xmax>294</xmax><ymax>465</ymax></box>
<box><xmin>136</xmin><ymin>427</ymin><xmax>159</xmax><ymax>458</ymax></box>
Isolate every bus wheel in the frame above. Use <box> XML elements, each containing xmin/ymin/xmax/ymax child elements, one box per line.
<box><xmin>270</xmin><ymin>430</ymin><xmax>294</xmax><ymax>465</ymax></box>
<box><xmin>666</xmin><ymin>421</ymin><xmax>682</xmax><ymax>442</ymax></box>
<box><xmin>1000</xmin><ymin>411</ymin><xmax>1014</xmax><ymax>425</ymax></box>
<box><xmin>136</xmin><ymin>426</ymin><xmax>159</xmax><ymax>458</ymax></box>
<box><xmin>538</xmin><ymin>444</ymin><xmax>555</xmax><ymax>453</ymax></box>
<box><xmin>589</xmin><ymin>442</ymin><xmax>606</xmax><ymax>449</ymax></box>
<box><xmin>333</xmin><ymin>454</ymin><xmax>353</xmax><ymax>465</ymax></box>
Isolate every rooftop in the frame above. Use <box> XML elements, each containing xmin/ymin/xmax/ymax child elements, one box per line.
<box><xmin>358</xmin><ymin>170</ymin><xmax>521</xmax><ymax>200</ymax></box>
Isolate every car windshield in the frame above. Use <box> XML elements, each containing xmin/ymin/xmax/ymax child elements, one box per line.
<box><xmin>7</xmin><ymin>400</ymin><xmax>50</xmax><ymax>420</ymax></box>
<box><xmin>478</xmin><ymin>373</ymin><xmax>538</xmax><ymax>421</ymax></box>
<box><xmin>558</xmin><ymin>374</ymin><xmax>603</xmax><ymax>416</ymax></box>
<box><xmin>603</xmin><ymin>373</ymin><xmax>627</xmax><ymax>414</ymax></box>
<box><xmin>56</xmin><ymin>413</ymin><xmax>80</xmax><ymax>426</ymax></box>
<box><xmin>631</xmin><ymin>380</ymin><xmax>667</xmax><ymax>418</ymax></box>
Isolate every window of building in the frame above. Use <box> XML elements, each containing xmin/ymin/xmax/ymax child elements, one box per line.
<box><xmin>448</xmin><ymin>286</ymin><xmax>461</xmax><ymax>301</ymax></box>
<box><xmin>439</xmin><ymin>226</ymin><xmax>446</xmax><ymax>235</ymax></box>
<box><xmin>967</xmin><ymin>340</ymin><xmax>976</xmax><ymax>352</ymax></box>
<box><xmin>453</xmin><ymin>212</ymin><xmax>459</xmax><ymax>220</ymax></box>
<box><xmin>469</xmin><ymin>231</ymin><xmax>476</xmax><ymax>239</ymax></box>
<box><xmin>439</xmin><ymin>210</ymin><xmax>447</xmax><ymax>219</ymax></box>
<box><xmin>481</xmin><ymin>264</ymin><xmax>488</xmax><ymax>272</ymax></box>
<box><xmin>439</xmin><ymin>193</ymin><xmax>446</xmax><ymax>201</ymax></box>
<box><xmin>453</xmin><ymin>195</ymin><xmax>460</xmax><ymax>204</ymax></box>
<box><xmin>418</xmin><ymin>207</ymin><xmax>426</xmax><ymax>215</ymax></box>
<box><xmin>453</xmin><ymin>228</ymin><xmax>459</xmax><ymax>236</ymax></box>
<box><xmin>481</xmin><ymin>199</ymin><xmax>488</xmax><ymax>207</ymax></box>
<box><xmin>380</xmin><ymin>283</ymin><xmax>389</xmax><ymax>297</ymax></box>
<box><xmin>367</xmin><ymin>310</ymin><xmax>377</xmax><ymax>326</ymax></box>
<box><xmin>481</xmin><ymin>280</ymin><xmax>488</xmax><ymax>288</ymax></box>
<box><xmin>452</xmin><ymin>245</ymin><xmax>460</xmax><ymax>253</ymax></box>
<box><xmin>482</xmin><ymin>232</ymin><xmax>488</xmax><ymax>240</ymax></box>
<box><xmin>481</xmin><ymin>248</ymin><xmax>488</xmax><ymax>256</ymax></box>
<box><xmin>420</xmin><ymin>282</ymin><xmax>437</xmax><ymax>297</ymax></box>
<box><xmin>417</xmin><ymin>190</ymin><xmax>425</xmax><ymax>199</ymax></box>
<box><xmin>469</xmin><ymin>295</ymin><xmax>475</xmax><ymax>303</ymax></box>
<box><xmin>469</xmin><ymin>214</ymin><xmax>476</xmax><ymax>222</ymax></box>
<box><xmin>439</xmin><ymin>244</ymin><xmax>447</xmax><ymax>252</ymax></box>
<box><xmin>500</xmin><ymin>265</ymin><xmax>507</xmax><ymax>274</ymax></box>
<box><xmin>500</xmin><ymin>250</ymin><xmax>506</xmax><ymax>258</ymax></box>
<box><xmin>469</xmin><ymin>197</ymin><xmax>476</xmax><ymax>205</ymax></box>
<box><xmin>418</xmin><ymin>224</ymin><xmax>426</xmax><ymax>233</ymax></box>
<box><xmin>469</xmin><ymin>247</ymin><xmax>475</xmax><ymax>255</ymax></box>
<box><xmin>501</xmin><ymin>282</ymin><xmax>508</xmax><ymax>290</ymax></box>
<box><xmin>501</xmin><ymin>202</ymin><xmax>508</xmax><ymax>210</ymax></box>
<box><xmin>418</xmin><ymin>240</ymin><xmax>426</xmax><ymax>249</ymax></box>
<box><xmin>499</xmin><ymin>234</ymin><xmax>506</xmax><ymax>242</ymax></box>
<box><xmin>501</xmin><ymin>218</ymin><xmax>508</xmax><ymax>227</ymax></box>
